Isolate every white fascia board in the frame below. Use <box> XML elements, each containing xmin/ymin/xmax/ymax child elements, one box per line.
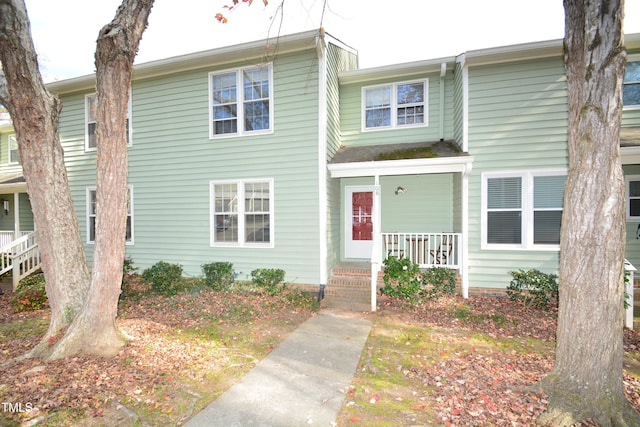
<box><xmin>328</xmin><ymin>156</ymin><xmax>474</xmax><ymax>178</ymax></box>
<box><xmin>622</xmin><ymin>146</ymin><xmax>640</xmax><ymax>165</ymax></box>
<box><xmin>339</xmin><ymin>57</ymin><xmax>457</xmax><ymax>84</ymax></box>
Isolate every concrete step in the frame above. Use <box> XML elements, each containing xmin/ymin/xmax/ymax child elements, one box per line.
<box><xmin>321</xmin><ymin>295</ymin><xmax>372</xmax><ymax>312</ymax></box>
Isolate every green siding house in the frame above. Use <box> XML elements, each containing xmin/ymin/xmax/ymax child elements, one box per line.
<box><xmin>1</xmin><ymin>29</ymin><xmax>640</xmax><ymax>305</ymax></box>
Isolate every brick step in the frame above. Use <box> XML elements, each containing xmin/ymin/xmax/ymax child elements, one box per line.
<box><xmin>331</xmin><ymin>269</ymin><xmax>371</xmax><ymax>278</ymax></box>
<box><xmin>327</xmin><ymin>277</ymin><xmax>371</xmax><ymax>287</ymax></box>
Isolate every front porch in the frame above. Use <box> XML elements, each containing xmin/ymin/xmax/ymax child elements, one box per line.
<box><xmin>382</xmin><ymin>232</ymin><xmax>460</xmax><ymax>269</ymax></box>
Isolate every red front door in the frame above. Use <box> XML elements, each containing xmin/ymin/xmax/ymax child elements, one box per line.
<box><xmin>346</xmin><ymin>187</ymin><xmax>375</xmax><ymax>259</ymax></box>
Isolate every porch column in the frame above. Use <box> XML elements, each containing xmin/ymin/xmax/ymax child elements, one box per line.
<box><xmin>371</xmin><ymin>175</ymin><xmax>382</xmax><ymax>311</ymax></box>
<box><xmin>13</xmin><ymin>192</ymin><xmax>20</xmax><ymax>239</ymax></box>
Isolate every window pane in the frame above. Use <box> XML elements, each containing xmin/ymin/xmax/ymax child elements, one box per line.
<box><xmin>397</xmin><ymin>105</ymin><xmax>424</xmax><ymax>125</ymax></box>
<box><xmin>488</xmin><ymin>177</ymin><xmax>521</xmax><ymax>209</ymax></box>
<box><xmin>243</xmin><ymin>68</ymin><xmax>269</xmax><ymax>100</ymax></box>
<box><xmin>365</xmin><ymin>108</ymin><xmax>391</xmax><ymax>128</ymax></box>
<box><xmin>623</xmin><ymin>83</ymin><xmax>640</xmax><ymax>106</ymax></box>
<box><xmin>87</xmin><ymin>95</ymin><xmax>97</xmax><ymax>122</ymax></box>
<box><xmin>8</xmin><ymin>135</ymin><xmax>19</xmax><ymax>164</ymax></box>
<box><xmin>534</xmin><ymin>175</ymin><xmax>566</xmax><ymax>208</ymax></box>
<box><xmin>624</xmin><ymin>61</ymin><xmax>640</xmax><ymax>83</ymax></box>
<box><xmin>245</xmin><ymin>182</ymin><xmax>270</xmax><ymax>243</ymax></box>
<box><xmin>630</xmin><ymin>199</ymin><xmax>640</xmax><ymax>217</ymax></box>
<box><xmin>488</xmin><ymin>211</ymin><xmax>521</xmax><ymax>244</ymax></box>
<box><xmin>365</xmin><ymin>86</ymin><xmax>391</xmax><ymax>128</ymax></box>
<box><xmin>212</xmin><ymin>72</ymin><xmax>237</xmax><ymax>104</ymax></box>
<box><xmin>215</xmin><ymin>183</ymin><xmax>238</xmax><ymax>242</ymax></box>
<box><xmin>630</xmin><ymin>181</ymin><xmax>640</xmax><ymax>197</ymax></box>
<box><xmin>534</xmin><ymin>211</ymin><xmax>562</xmax><ymax>244</ymax></box>
<box><xmin>244</xmin><ymin>100</ymin><xmax>269</xmax><ymax>131</ymax></box>
<box><xmin>397</xmin><ymin>82</ymin><xmax>424</xmax><ymax>105</ymax></box>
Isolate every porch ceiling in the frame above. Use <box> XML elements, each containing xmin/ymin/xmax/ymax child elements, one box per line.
<box><xmin>328</xmin><ymin>140</ymin><xmax>473</xmax><ymax>178</ymax></box>
<box><xmin>0</xmin><ymin>173</ymin><xmax>27</xmax><ymax>192</ymax></box>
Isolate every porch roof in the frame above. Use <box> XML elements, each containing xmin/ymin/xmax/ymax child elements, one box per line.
<box><xmin>328</xmin><ymin>140</ymin><xmax>473</xmax><ymax>178</ymax></box>
<box><xmin>0</xmin><ymin>173</ymin><xmax>27</xmax><ymax>192</ymax></box>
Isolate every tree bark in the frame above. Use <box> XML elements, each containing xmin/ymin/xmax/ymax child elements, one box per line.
<box><xmin>536</xmin><ymin>1</ymin><xmax>640</xmax><ymax>425</ymax></box>
<box><xmin>0</xmin><ymin>0</ymin><xmax>91</xmax><ymax>357</ymax></box>
<box><xmin>47</xmin><ymin>0</ymin><xmax>154</xmax><ymax>359</ymax></box>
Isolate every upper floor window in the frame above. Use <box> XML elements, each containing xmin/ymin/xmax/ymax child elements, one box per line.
<box><xmin>210</xmin><ymin>179</ymin><xmax>273</xmax><ymax>247</ymax></box>
<box><xmin>209</xmin><ymin>65</ymin><xmax>273</xmax><ymax>138</ymax></box>
<box><xmin>624</xmin><ymin>56</ymin><xmax>640</xmax><ymax>108</ymax></box>
<box><xmin>85</xmin><ymin>93</ymin><xmax>132</xmax><ymax>151</ymax></box>
<box><xmin>87</xmin><ymin>186</ymin><xmax>134</xmax><ymax>244</ymax></box>
<box><xmin>8</xmin><ymin>134</ymin><xmax>19</xmax><ymax>164</ymax></box>
<box><xmin>482</xmin><ymin>171</ymin><xmax>566</xmax><ymax>250</ymax></box>
<box><xmin>627</xmin><ymin>175</ymin><xmax>640</xmax><ymax>221</ymax></box>
<box><xmin>362</xmin><ymin>80</ymin><xmax>428</xmax><ymax>130</ymax></box>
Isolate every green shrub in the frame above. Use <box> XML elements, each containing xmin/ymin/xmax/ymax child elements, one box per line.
<box><xmin>142</xmin><ymin>261</ymin><xmax>184</xmax><ymax>296</ymax></box>
<box><xmin>422</xmin><ymin>266</ymin><xmax>457</xmax><ymax>299</ymax></box>
<box><xmin>11</xmin><ymin>273</ymin><xmax>48</xmax><ymax>312</ymax></box>
<box><xmin>202</xmin><ymin>262</ymin><xmax>236</xmax><ymax>290</ymax></box>
<box><xmin>380</xmin><ymin>257</ymin><xmax>422</xmax><ymax>302</ymax></box>
<box><xmin>121</xmin><ymin>256</ymin><xmax>138</xmax><ymax>296</ymax></box>
<box><xmin>250</xmin><ymin>268</ymin><xmax>286</xmax><ymax>295</ymax></box>
<box><xmin>507</xmin><ymin>269</ymin><xmax>558</xmax><ymax>310</ymax></box>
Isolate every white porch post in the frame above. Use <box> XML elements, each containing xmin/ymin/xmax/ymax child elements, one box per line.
<box><xmin>369</xmin><ymin>175</ymin><xmax>382</xmax><ymax>311</ymax></box>
<box><xmin>13</xmin><ymin>192</ymin><xmax>20</xmax><ymax>239</ymax></box>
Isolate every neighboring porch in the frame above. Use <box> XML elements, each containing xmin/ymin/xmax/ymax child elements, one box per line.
<box><xmin>0</xmin><ymin>174</ymin><xmax>40</xmax><ymax>291</ymax></box>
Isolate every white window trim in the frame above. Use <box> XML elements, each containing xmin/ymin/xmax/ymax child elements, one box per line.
<box><xmin>86</xmin><ymin>185</ymin><xmax>134</xmax><ymax>245</ymax></box>
<box><xmin>626</xmin><ymin>174</ymin><xmax>640</xmax><ymax>221</ymax></box>
<box><xmin>210</xmin><ymin>178</ymin><xmax>274</xmax><ymax>248</ymax></box>
<box><xmin>208</xmin><ymin>64</ymin><xmax>274</xmax><ymax>139</ymax></box>
<box><xmin>7</xmin><ymin>133</ymin><xmax>19</xmax><ymax>164</ymax></box>
<box><xmin>624</xmin><ymin>53</ymin><xmax>640</xmax><ymax>111</ymax></box>
<box><xmin>361</xmin><ymin>79</ymin><xmax>429</xmax><ymax>132</ymax></box>
<box><xmin>85</xmin><ymin>92</ymin><xmax>133</xmax><ymax>152</ymax></box>
<box><xmin>481</xmin><ymin>169</ymin><xmax>566</xmax><ymax>251</ymax></box>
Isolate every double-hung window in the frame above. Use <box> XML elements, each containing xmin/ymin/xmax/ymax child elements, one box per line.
<box><xmin>8</xmin><ymin>134</ymin><xmax>19</xmax><ymax>164</ymax></box>
<box><xmin>624</xmin><ymin>55</ymin><xmax>640</xmax><ymax>108</ymax></box>
<box><xmin>209</xmin><ymin>65</ymin><xmax>273</xmax><ymax>138</ymax></box>
<box><xmin>363</xmin><ymin>80</ymin><xmax>428</xmax><ymax>130</ymax></box>
<box><xmin>87</xmin><ymin>186</ymin><xmax>134</xmax><ymax>244</ymax></box>
<box><xmin>626</xmin><ymin>175</ymin><xmax>640</xmax><ymax>221</ymax></box>
<box><xmin>210</xmin><ymin>179</ymin><xmax>274</xmax><ymax>247</ymax></box>
<box><xmin>483</xmin><ymin>171</ymin><xmax>566</xmax><ymax>249</ymax></box>
<box><xmin>85</xmin><ymin>93</ymin><xmax>132</xmax><ymax>151</ymax></box>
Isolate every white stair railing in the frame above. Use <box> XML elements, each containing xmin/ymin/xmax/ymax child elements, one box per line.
<box><xmin>0</xmin><ymin>231</ymin><xmax>40</xmax><ymax>291</ymax></box>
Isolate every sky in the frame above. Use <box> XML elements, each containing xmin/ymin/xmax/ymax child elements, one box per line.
<box><xmin>22</xmin><ymin>0</ymin><xmax>640</xmax><ymax>82</ymax></box>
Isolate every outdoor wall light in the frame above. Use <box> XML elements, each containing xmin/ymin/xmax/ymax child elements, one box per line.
<box><xmin>1</xmin><ymin>200</ymin><xmax>8</xmax><ymax>215</ymax></box>
<box><xmin>395</xmin><ymin>186</ymin><xmax>406</xmax><ymax>195</ymax></box>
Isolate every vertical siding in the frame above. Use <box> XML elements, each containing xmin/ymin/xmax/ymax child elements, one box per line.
<box><xmin>467</xmin><ymin>57</ymin><xmax>568</xmax><ymax>289</ymax></box>
<box><xmin>58</xmin><ymin>49</ymin><xmax>324</xmax><ymax>284</ymax></box>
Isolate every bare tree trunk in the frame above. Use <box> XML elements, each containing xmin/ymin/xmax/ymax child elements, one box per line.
<box><xmin>536</xmin><ymin>1</ymin><xmax>640</xmax><ymax>425</ymax></box>
<box><xmin>0</xmin><ymin>0</ymin><xmax>91</xmax><ymax>357</ymax></box>
<box><xmin>47</xmin><ymin>0</ymin><xmax>154</xmax><ymax>359</ymax></box>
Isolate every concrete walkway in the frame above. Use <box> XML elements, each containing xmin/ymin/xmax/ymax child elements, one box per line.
<box><xmin>184</xmin><ymin>310</ymin><xmax>372</xmax><ymax>427</ymax></box>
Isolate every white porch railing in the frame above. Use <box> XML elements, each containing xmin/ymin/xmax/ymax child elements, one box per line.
<box><xmin>0</xmin><ymin>231</ymin><xmax>40</xmax><ymax>291</ymax></box>
<box><xmin>0</xmin><ymin>230</ymin><xmax>32</xmax><ymax>248</ymax></box>
<box><xmin>382</xmin><ymin>232</ymin><xmax>461</xmax><ymax>269</ymax></box>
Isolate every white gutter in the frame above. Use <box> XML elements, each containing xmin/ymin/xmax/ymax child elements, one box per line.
<box><xmin>328</xmin><ymin>155</ymin><xmax>474</xmax><ymax>178</ymax></box>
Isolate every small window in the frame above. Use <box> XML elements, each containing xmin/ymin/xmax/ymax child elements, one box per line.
<box><xmin>210</xmin><ymin>179</ymin><xmax>273</xmax><ymax>247</ymax></box>
<box><xmin>483</xmin><ymin>171</ymin><xmax>566</xmax><ymax>249</ymax></box>
<box><xmin>87</xmin><ymin>186</ymin><xmax>134</xmax><ymax>244</ymax></box>
<box><xmin>627</xmin><ymin>175</ymin><xmax>640</xmax><ymax>220</ymax></box>
<box><xmin>8</xmin><ymin>134</ymin><xmax>19</xmax><ymax>164</ymax></box>
<box><xmin>624</xmin><ymin>58</ymin><xmax>640</xmax><ymax>108</ymax></box>
<box><xmin>363</xmin><ymin>80</ymin><xmax>428</xmax><ymax>130</ymax></box>
<box><xmin>209</xmin><ymin>65</ymin><xmax>273</xmax><ymax>138</ymax></box>
<box><xmin>85</xmin><ymin>93</ymin><xmax>132</xmax><ymax>151</ymax></box>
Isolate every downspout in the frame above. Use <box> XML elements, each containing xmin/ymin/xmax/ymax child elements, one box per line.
<box><xmin>316</xmin><ymin>29</ymin><xmax>329</xmax><ymax>301</ymax></box>
<box><xmin>439</xmin><ymin>62</ymin><xmax>446</xmax><ymax>141</ymax></box>
<box><xmin>460</xmin><ymin>53</ymin><xmax>470</xmax><ymax>298</ymax></box>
